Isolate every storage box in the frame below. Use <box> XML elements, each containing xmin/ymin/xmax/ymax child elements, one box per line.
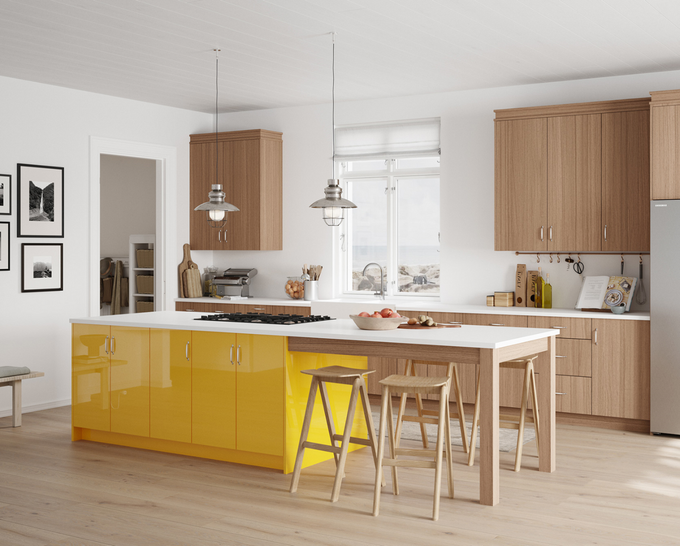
<box><xmin>526</xmin><ymin>271</ymin><xmax>539</xmax><ymax>308</ymax></box>
<box><xmin>136</xmin><ymin>249</ymin><xmax>154</xmax><ymax>268</ymax></box>
<box><xmin>494</xmin><ymin>291</ymin><xmax>515</xmax><ymax>307</ymax></box>
<box><xmin>136</xmin><ymin>300</ymin><xmax>154</xmax><ymax>313</ymax></box>
<box><xmin>136</xmin><ymin>274</ymin><xmax>154</xmax><ymax>294</ymax></box>
<box><xmin>515</xmin><ymin>264</ymin><xmax>527</xmax><ymax>307</ymax></box>
<box><xmin>486</xmin><ymin>295</ymin><xmax>495</xmax><ymax>306</ymax></box>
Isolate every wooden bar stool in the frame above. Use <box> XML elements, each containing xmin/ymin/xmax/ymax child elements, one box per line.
<box><xmin>395</xmin><ymin>359</ymin><xmax>469</xmax><ymax>453</ymax></box>
<box><xmin>468</xmin><ymin>355</ymin><xmax>540</xmax><ymax>472</ymax></box>
<box><xmin>373</xmin><ymin>367</ymin><xmax>455</xmax><ymax>521</ymax></box>
<box><xmin>289</xmin><ymin>365</ymin><xmax>382</xmax><ymax>503</ymax></box>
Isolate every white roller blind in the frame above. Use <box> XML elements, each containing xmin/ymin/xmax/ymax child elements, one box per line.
<box><xmin>334</xmin><ymin>118</ymin><xmax>440</xmax><ymax>160</ymax></box>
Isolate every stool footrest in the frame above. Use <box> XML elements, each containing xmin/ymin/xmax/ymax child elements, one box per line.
<box><xmin>331</xmin><ymin>434</ymin><xmax>373</xmax><ymax>447</ymax></box>
<box><xmin>383</xmin><ymin>458</ymin><xmax>437</xmax><ymax>469</ymax></box>
<box><xmin>421</xmin><ymin>408</ymin><xmax>463</xmax><ymax>420</ymax></box>
<box><xmin>395</xmin><ymin>447</ymin><xmax>438</xmax><ymax>457</ymax></box>
<box><xmin>303</xmin><ymin>441</ymin><xmax>342</xmax><ymax>455</ymax></box>
<box><xmin>499</xmin><ymin>413</ymin><xmax>535</xmax><ymax>423</ymax></box>
<box><xmin>402</xmin><ymin>415</ymin><xmax>439</xmax><ymax>426</ymax></box>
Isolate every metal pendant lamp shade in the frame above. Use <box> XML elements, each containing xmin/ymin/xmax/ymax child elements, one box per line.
<box><xmin>194</xmin><ymin>49</ymin><xmax>239</xmax><ymax>229</ymax></box>
<box><xmin>309</xmin><ymin>33</ymin><xmax>356</xmax><ymax>226</ymax></box>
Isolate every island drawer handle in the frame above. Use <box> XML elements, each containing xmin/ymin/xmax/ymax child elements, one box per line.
<box><xmin>185</xmin><ymin>342</ymin><xmax>190</xmax><ymax>361</ymax></box>
<box><xmin>489</xmin><ymin>323</ymin><xmax>504</xmax><ymax>327</ymax></box>
<box><xmin>104</xmin><ymin>336</ymin><xmax>109</xmax><ymax>355</ymax></box>
<box><xmin>230</xmin><ymin>344</ymin><xmax>235</xmax><ymax>366</ymax></box>
<box><xmin>111</xmin><ymin>337</ymin><xmax>115</xmax><ymax>356</ymax></box>
<box><xmin>237</xmin><ymin>345</ymin><xmax>241</xmax><ymax>365</ymax></box>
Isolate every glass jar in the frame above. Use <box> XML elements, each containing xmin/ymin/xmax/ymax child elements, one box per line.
<box><xmin>203</xmin><ymin>266</ymin><xmax>219</xmax><ymax>297</ymax></box>
<box><xmin>285</xmin><ymin>276</ymin><xmax>305</xmax><ymax>299</ymax></box>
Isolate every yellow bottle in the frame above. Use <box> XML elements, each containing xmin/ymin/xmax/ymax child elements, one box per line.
<box><xmin>543</xmin><ymin>273</ymin><xmax>552</xmax><ymax>309</ymax></box>
<box><xmin>535</xmin><ymin>267</ymin><xmax>545</xmax><ymax>308</ymax></box>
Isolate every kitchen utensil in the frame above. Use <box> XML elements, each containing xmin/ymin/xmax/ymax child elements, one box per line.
<box><xmin>350</xmin><ymin>315</ymin><xmax>406</xmax><ymax>330</ymax></box>
<box><xmin>636</xmin><ymin>257</ymin><xmax>647</xmax><ymax>304</ymax></box>
<box><xmin>573</xmin><ymin>255</ymin><xmax>584</xmax><ymax>274</ymax></box>
<box><xmin>178</xmin><ymin>244</ymin><xmax>192</xmax><ymax>298</ymax></box>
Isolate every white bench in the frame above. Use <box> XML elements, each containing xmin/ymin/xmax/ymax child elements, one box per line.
<box><xmin>0</xmin><ymin>371</ymin><xmax>45</xmax><ymax>427</ymax></box>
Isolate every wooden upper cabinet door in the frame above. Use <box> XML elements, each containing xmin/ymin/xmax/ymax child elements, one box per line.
<box><xmin>494</xmin><ymin>118</ymin><xmax>548</xmax><ymax>251</ymax></box>
<box><xmin>190</xmin><ymin>142</ymin><xmax>219</xmax><ymax>250</ymax></box>
<box><xmin>547</xmin><ymin>114</ymin><xmax>602</xmax><ymax>252</ymax></box>
<box><xmin>651</xmin><ymin>103</ymin><xmax>680</xmax><ymax>199</ymax></box>
<box><xmin>602</xmin><ymin>110</ymin><xmax>650</xmax><ymax>251</ymax></box>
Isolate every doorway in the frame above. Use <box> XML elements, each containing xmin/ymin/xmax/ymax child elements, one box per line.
<box><xmin>89</xmin><ymin>137</ymin><xmax>177</xmax><ymax>316</ymax></box>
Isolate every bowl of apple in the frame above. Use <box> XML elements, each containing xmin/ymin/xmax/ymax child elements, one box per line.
<box><xmin>349</xmin><ymin>308</ymin><xmax>407</xmax><ymax>330</ymax></box>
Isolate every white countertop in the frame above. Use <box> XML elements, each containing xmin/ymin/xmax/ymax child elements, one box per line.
<box><xmin>71</xmin><ymin>311</ymin><xmax>557</xmax><ymax>350</ymax></box>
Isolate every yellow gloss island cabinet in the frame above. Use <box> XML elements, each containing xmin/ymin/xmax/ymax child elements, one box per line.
<box><xmin>72</xmin><ymin>325</ymin><xmax>368</xmax><ymax>473</ymax></box>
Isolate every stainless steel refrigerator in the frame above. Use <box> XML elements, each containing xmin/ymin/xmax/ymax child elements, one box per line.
<box><xmin>651</xmin><ymin>200</ymin><xmax>680</xmax><ymax>435</ymax></box>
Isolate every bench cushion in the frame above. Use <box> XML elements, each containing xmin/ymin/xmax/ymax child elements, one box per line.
<box><xmin>0</xmin><ymin>366</ymin><xmax>31</xmax><ymax>378</ymax></box>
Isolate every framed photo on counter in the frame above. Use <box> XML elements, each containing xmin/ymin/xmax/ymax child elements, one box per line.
<box><xmin>0</xmin><ymin>222</ymin><xmax>9</xmax><ymax>271</ymax></box>
<box><xmin>21</xmin><ymin>243</ymin><xmax>63</xmax><ymax>292</ymax></box>
<box><xmin>17</xmin><ymin>163</ymin><xmax>64</xmax><ymax>237</ymax></box>
<box><xmin>0</xmin><ymin>174</ymin><xmax>10</xmax><ymax>215</ymax></box>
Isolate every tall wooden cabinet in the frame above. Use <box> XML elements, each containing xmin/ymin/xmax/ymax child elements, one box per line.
<box><xmin>650</xmin><ymin>89</ymin><xmax>680</xmax><ymax>199</ymax></box>
<box><xmin>190</xmin><ymin>129</ymin><xmax>283</xmax><ymax>251</ymax></box>
<box><xmin>495</xmin><ymin>98</ymin><xmax>650</xmax><ymax>252</ymax></box>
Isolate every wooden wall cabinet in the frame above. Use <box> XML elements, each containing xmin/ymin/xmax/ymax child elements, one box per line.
<box><xmin>495</xmin><ymin>98</ymin><xmax>650</xmax><ymax>252</ymax></box>
<box><xmin>651</xmin><ymin>89</ymin><xmax>680</xmax><ymax>199</ymax></box>
<box><xmin>190</xmin><ymin>129</ymin><xmax>283</xmax><ymax>251</ymax></box>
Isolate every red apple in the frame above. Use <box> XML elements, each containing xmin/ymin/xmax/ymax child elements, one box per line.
<box><xmin>371</xmin><ymin>312</ymin><xmax>382</xmax><ymax>318</ymax></box>
<box><xmin>391</xmin><ymin>312</ymin><xmax>401</xmax><ymax>318</ymax></box>
<box><xmin>380</xmin><ymin>308</ymin><xmax>393</xmax><ymax>318</ymax></box>
<box><xmin>358</xmin><ymin>311</ymin><xmax>370</xmax><ymax>317</ymax></box>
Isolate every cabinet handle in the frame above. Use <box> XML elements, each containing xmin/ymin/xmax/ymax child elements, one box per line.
<box><xmin>253</xmin><ymin>307</ymin><xmax>265</xmax><ymax>311</ymax></box>
<box><xmin>186</xmin><ymin>341</ymin><xmax>190</xmax><ymax>361</ymax></box>
<box><xmin>556</xmin><ymin>392</ymin><xmax>566</xmax><ymax>396</ymax></box>
<box><xmin>230</xmin><ymin>344</ymin><xmax>235</xmax><ymax>366</ymax></box>
<box><xmin>185</xmin><ymin>308</ymin><xmax>194</xmax><ymax>312</ymax></box>
<box><xmin>489</xmin><ymin>323</ymin><xmax>504</xmax><ymax>327</ymax></box>
<box><xmin>540</xmin><ymin>226</ymin><xmax>544</xmax><ymax>241</ymax></box>
<box><xmin>555</xmin><ymin>355</ymin><xmax>566</xmax><ymax>358</ymax></box>
<box><xmin>218</xmin><ymin>229</ymin><xmax>221</xmax><ymax>243</ymax></box>
<box><xmin>550</xmin><ymin>326</ymin><xmax>565</xmax><ymax>329</ymax></box>
<box><xmin>104</xmin><ymin>336</ymin><xmax>109</xmax><ymax>355</ymax></box>
<box><xmin>549</xmin><ymin>225</ymin><xmax>553</xmax><ymax>242</ymax></box>
<box><xmin>111</xmin><ymin>337</ymin><xmax>115</xmax><ymax>356</ymax></box>
<box><xmin>604</xmin><ymin>224</ymin><xmax>607</xmax><ymax>242</ymax></box>
<box><xmin>237</xmin><ymin>345</ymin><xmax>241</xmax><ymax>365</ymax></box>
<box><xmin>594</xmin><ymin>328</ymin><xmax>598</xmax><ymax>345</ymax></box>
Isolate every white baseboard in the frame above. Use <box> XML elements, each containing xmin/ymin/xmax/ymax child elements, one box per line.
<box><xmin>0</xmin><ymin>398</ymin><xmax>71</xmax><ymax>419</ymax></box>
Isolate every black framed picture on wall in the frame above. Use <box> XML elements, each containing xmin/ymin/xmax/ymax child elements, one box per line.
<box><xmin>0</xmin><ymin>222</ymin><xmax>9</xmax><ymax>271</ymax></box>
<box><xmin>17</xmin><ymin>163</ymin><xmax>64</xmax><ymax>237</ymax></box>
<box><xmin>0</xmin><ymin>174</ymin><xmax>10</xmax><ymax>215</ymax></box>
<box><xmin>21</xmin><ymin>243</ymin><xmax>63</xmax><ymax>292</ymax></box>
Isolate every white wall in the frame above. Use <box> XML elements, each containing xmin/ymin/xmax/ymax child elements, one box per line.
<box><xmin>100</xmin><ymin>154</ymin><xmax>156</xmax><ymax>258</ymax></box>
<box><xmin>204</xmin><ymin>69</ymin><xmax>680</xmax><ymax>311</ymax></box>
<box><xmin>0</xmin><ymin>76</ymin><xmax>210</xmax><ymax>417</ymax></box>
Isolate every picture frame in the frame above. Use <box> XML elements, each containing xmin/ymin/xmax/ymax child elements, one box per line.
<box><xmin>17</xmin><ymin>163</ymin><xmax>64</xmax><ymax>237</ymax></box>
<box><xmin>0</xmin><ymin>174</ymin><xmax>10</xmax><ymax>215</ymax></box>
<box><xmin>0</xmin><ymin>222</ymin><xmax>9</xmax><ymax>271</ymax></box>
<box><xmin>21</xmin><ymin>243</ymin><xmax>63</xmax><ymax>292</ymax></box>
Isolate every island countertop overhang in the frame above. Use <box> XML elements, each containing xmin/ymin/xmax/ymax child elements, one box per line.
<box><xmin>70</xmin><ymin>311</ymin><xmax>558</xmax><ymax>350</ymax></box>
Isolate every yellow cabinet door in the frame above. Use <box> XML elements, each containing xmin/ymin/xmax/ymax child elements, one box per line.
<box><xmin>236</xmin><ymin>334</ymin><xmax>284</xmax><ymax>456</ymax></box>
<box><xmin>72</xmin><ymin>324</ymin><xmax>111</xmax><ymax>431</ymax></box>
<box><xmin>150</xmin><ymin>329</ymin><xmax>192</xmax><ymax>443</ymax></box>
<box><xmin>192</xmin><ymin>331</ymin><xmax>236</xmax><ymax>449</ymax></box>
<box><xmin>110</xmin><ymin>326</ymin><xmax>150</xmax><ymax>437</ymax></box>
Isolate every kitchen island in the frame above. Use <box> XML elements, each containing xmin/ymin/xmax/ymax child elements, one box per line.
<box><xmin>71</xmin><ymin>311</ymin><xmax>558</xmax><ymax>506</ymax></box>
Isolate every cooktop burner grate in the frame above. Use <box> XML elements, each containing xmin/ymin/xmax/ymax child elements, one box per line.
<box><xmin>194</xmin><ymin>312</ymin><xmax>335</xmax><ymax>325</ymax></box>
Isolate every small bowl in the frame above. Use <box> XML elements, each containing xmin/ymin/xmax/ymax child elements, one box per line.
<box><xmin>349</xmin><ymin>315</ymin><xmax>407</xmax><ymax>331</ymax></box>
<box><xmin>610</xmin><ymin>305</ymin><xmax>626</xmax><ymax>315</ymax></box>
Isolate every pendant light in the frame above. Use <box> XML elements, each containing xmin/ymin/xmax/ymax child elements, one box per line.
<box><xmin>194</xmin><ymin>48</ymin><xmax>239</xmax><ymax>229</ymax></box>
<box><xmin>309</xmin><ymin>33</ymin><xmax>356</xmax><ymax>226</ymax></box>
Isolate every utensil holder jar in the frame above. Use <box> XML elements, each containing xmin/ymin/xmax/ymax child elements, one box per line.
<box><xmin>304</xmin><ymin>280</ymin><xmax>318</xmax><ymax>301</ymax></box>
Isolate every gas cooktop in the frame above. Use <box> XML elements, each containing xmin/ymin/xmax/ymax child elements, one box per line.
<box><xmin>194</xmin><ymin>312</ymin><xmax>335</xmax><ymax>325</ymax></box>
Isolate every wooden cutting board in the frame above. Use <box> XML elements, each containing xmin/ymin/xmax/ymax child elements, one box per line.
<box><xmin>178</xmin><ymin>244</ymin><xmax>192</xmax><ymax>298</ymax></box>
<box><xmin>398</xmin><ymin>323</ymin><xmax>462</xmax><ymax>329</ymax></box>
<box><xmin>184</xmin><ymin>268</ymin><xmax>202</xmax><ymax>298</ymax></box>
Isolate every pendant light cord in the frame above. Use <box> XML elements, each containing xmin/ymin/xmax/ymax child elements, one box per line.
<box><xmin>331</xmin><ymin>32</ymin><xmax>335</xmax><ymax>180</ymax></box>
<box><xmin>215</xmin><ymin>49</ymin><xmax>220</xmax><ymax>186</ymax></box>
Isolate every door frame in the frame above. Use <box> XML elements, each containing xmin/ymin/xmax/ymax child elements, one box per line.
<box><xmin>89</xmin><ymin>136</ymin><xmax>177</xmax><ymax>316</ymax></box>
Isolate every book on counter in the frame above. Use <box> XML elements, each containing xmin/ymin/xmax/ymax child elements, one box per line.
<box><xmin>575</xmin><ymin>276</ymin><xmax>637</xmax><ymax>312</ymax></box>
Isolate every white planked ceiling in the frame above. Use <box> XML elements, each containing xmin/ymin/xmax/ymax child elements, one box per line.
<box><xmin>1</xmin><ymin>0</ymin><xmax>680</xmax><ymax>113</ymax></box>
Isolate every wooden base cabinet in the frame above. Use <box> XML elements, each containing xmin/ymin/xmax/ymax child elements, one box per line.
<box><xmin>175</xmin><ymin>301</ymin><xmax>311</xmax><ymax>316</ymax></box>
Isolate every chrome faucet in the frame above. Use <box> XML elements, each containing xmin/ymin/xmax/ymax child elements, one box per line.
<box><xmin>362</xmin><ymin>262</ymin><xmax>385</xmax><ymax>300</ymax></box>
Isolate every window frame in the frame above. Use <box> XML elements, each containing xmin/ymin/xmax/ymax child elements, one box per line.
<box><xmin>338</xmin><ymin>157</ymin><xmax>441</xmax><ymax>299</ymax></box>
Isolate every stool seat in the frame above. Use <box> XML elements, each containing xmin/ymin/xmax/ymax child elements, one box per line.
<box><xmin>290</xmin><ymin>365</ymin><xmax>381</xmax><ymax>503</ymax></box>
<box><xmin>374</xmin><ymin>367</ymin><xmax>455</xmax><ymax>521</ymax></box>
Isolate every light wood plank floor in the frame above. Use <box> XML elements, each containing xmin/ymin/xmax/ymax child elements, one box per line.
<box><xmin>1</xmin><ymin>406</ymin><xmax>680</xmax><ymax>545</ymax></box>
